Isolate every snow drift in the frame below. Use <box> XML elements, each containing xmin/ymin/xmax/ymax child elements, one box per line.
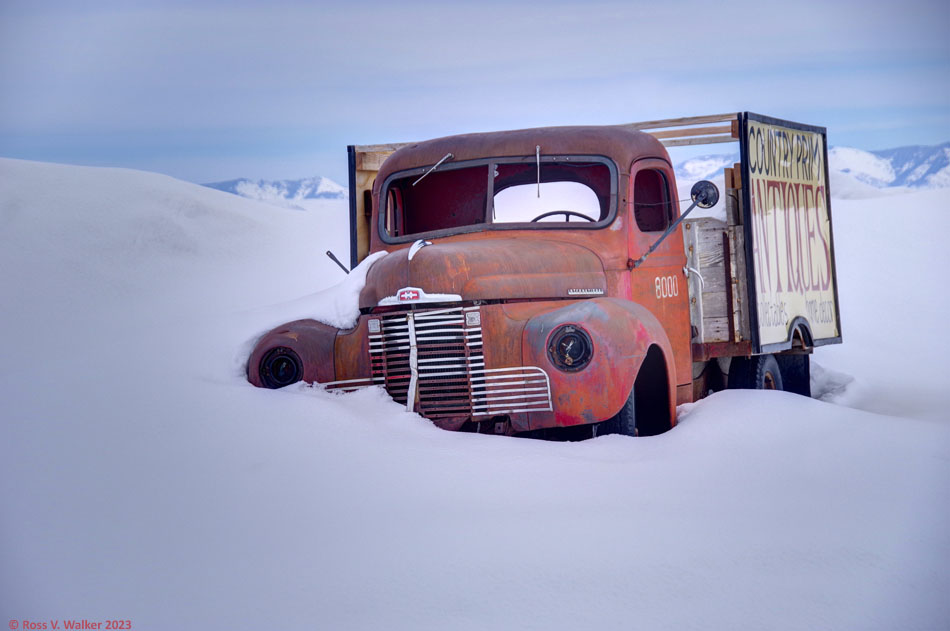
<box><xmin>1</xmin><ymin>157</ymin><xmax>948</xmax><ymax>630</ymax></box>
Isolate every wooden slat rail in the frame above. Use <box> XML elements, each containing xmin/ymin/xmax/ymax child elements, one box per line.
<box><xmin>648</xmin><ymin>124</ymin><xmax>733</xmax><ymax>139</ymax></box>
<box><xmin>353</xmin><ymin>113</ymin><xmax>742</xmax><ymax>168</ymax></box>
<box><xmin>620</xmin><ymin>113</ymin><xmax>740</xmax><ymax>147</ymax></box>
<box><xmin>661</xmin><ymin>135</ymin><xmax>739</xmax><ymax>147</ymax></box>
<box><xmin>620</xmin><ymin>113</ymin><xmax>738</xmax><ymax>130</ymax></box>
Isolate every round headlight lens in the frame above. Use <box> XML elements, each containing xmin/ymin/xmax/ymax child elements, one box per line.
<box><xmin>259</xmin><ymin>346</ymin><xmax>303</xmax><ymax>389</ymax></box>
<box><xmin>547</xmin><ymin>325</ymin><xmax>593</xmax><ymax>372</ymax></box>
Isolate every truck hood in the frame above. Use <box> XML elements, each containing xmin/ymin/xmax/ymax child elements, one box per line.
<box><xmin>359</xmin><ymin>239</ymin><xmax>607</xmax><ymax>309</ymax></box>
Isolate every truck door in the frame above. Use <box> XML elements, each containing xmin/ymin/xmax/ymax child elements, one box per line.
<box><xmin>627</xmin><ymin>158</ymin><xmax>692</xmax><ymax>401</ymax></box>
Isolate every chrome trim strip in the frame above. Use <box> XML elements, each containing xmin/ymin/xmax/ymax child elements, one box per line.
<box><xmin>472</xmin><ymin>386</ymin><xmax>549</xmax><ymax>397</ymax></box>
<box><xmin>405</xmin><ymin>313</ymin><xmax>418</xmax><ymax>412</ymax></box>
<box><xmin>321</xmin><ymin>376</ymin><xmax>385</xmax><ymax>389</ymax></box>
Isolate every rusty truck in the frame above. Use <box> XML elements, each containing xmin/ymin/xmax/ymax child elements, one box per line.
<box><xmin>247</xmin><ymin>112</ymin><xmax>842</xmax><ymax>438</ymax></box>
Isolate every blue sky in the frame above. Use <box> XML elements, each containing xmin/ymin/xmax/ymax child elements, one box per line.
<box><xmin>1</xmin><ymin>0</ymin><xmax>948</xmax><ymax>184</ymax></box>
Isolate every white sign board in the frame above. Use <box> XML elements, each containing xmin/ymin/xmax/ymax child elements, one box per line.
<box><xmin>743</xmin><ymin>116</ymin><xmax>840</xmax><ymax>349</ymax></box>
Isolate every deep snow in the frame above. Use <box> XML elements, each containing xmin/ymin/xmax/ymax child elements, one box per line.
<box><xmin>1</xmin><ymin>157</ymin><xmax>948</xmax><ymax>630</ymax></box>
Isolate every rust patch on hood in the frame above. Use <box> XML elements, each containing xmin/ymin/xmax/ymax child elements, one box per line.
<box><xmin>359</xmin><ymin>238</ymin><xmax>606</xmax><ymax>308</ymax></box>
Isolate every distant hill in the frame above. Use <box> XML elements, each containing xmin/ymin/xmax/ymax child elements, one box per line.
<box><xmin>203</xmin><ymin>176</ymin><xmax>346</xmax><ymax>209</ymax></box>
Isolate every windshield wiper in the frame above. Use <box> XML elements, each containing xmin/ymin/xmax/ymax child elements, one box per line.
<box><xmin>413</xmin><ymin>152</ymin><xmax>454</xmax><ymax>186</ymax></box>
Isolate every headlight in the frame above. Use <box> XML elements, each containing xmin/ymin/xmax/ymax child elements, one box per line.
<box><xmin>259</xmin><ymin>346</ymin><xmax>303</xmax><ymax>389</ymax></box>
<box><xmin>547</xmin><ymin>325</ymin><xmax>593</xmax><ymax>372</ymax></box>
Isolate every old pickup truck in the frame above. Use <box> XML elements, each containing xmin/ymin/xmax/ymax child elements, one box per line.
<box><xmin>247</xmin><ymin>112</ymin><xmax>842</xmax><ymax>438</ymax></box>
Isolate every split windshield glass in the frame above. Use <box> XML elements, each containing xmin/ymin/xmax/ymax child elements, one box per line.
<box><xmin>381</xmin><ymin>156</ymin><xmax>615</xmax><ymax>241</ymax></box>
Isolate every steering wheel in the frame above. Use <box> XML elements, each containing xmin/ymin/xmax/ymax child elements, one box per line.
<box><xmin>529</xmin><ymin>210</ymin><xmax>596</xmax><ymax>223</ymax></box>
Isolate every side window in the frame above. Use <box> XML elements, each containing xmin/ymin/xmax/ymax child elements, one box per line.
<box><xmin>633</xmin><ymin>169</ymin><xmax>672</xmax><ymax>232</ymax></box>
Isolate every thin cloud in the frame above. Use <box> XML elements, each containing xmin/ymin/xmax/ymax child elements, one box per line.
<box><xmin>1</xmin><ymin>0</ymin><xmax>948</xmax><ymax>181</ymax></box>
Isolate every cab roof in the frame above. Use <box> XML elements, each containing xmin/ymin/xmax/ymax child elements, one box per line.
<box><xmin>373</xmin><ymin>125</ymin><xmax>670</xmax><ymax>193</ymax></box>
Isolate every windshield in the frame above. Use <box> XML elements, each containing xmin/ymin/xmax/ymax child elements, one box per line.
<box><xmin>381</xmin><ymin>156</ymin><xmax>616</xmax><ymax>241</ymax></box>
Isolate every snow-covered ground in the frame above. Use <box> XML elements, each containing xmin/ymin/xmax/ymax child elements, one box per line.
<box><xmin>1</xmin><ymin>157</ymin><xmax>948</xmax><ymax>630</ymax></box>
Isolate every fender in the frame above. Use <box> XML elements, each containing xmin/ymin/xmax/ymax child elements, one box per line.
<box><xmin>521</xmin><ymin>297</ymin><xmax>676</xmax><ymax>428</ymax></box>
<box><xmin>247</xmin><ymin>319</ymin><xmax>338</xmax><ymax>388</ymax></box>
<box><xmin>786</xmin><ymin>316</ymin><xmax>814</xmax><ymax>348</ymax></box>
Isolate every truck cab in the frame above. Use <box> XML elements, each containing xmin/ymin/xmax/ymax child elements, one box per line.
<box><xmin>248</xmin><ymin>113</ymin><xmax>841</xmax><ymax>438</ymax></box>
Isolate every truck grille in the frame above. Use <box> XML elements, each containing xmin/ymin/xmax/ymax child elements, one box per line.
<box><xmin>367</xmin><ymin>306</ymin><xmax>552</xmax><ymax>420</ymax></box>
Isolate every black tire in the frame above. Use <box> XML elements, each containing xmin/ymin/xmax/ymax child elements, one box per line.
<box><xmin>729</xmin><ymin>354</ymin><xmax>783</xmax><ymax>391</ymax></box>
<box><xmin>775</xmin><ymin>354</ymin><xmax>811</xmax><ymax>397</ymax></box>
<box><xmin>602</xmin><ymin>386</ymin><xmax>637</xmax><ymax>437</ymax></box>
<box><xmin>599</xmin><ymin>346</ymin><xmax>672</xmax><ymax>437</ymax></box>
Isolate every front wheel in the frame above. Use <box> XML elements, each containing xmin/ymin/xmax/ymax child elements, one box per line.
<box><xmin>598</xmin><ymin>346</ymin><xmax>672</xmax><ymax>437</ymax></box>
<box><xmin>599</xmin><ymin>386</ymin><xmax>637</xmax><ymax>437</ymax></box>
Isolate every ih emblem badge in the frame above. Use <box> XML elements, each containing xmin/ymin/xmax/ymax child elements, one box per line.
<box><xmin>379</xmin><ymin>286</ymin><xmax>462</xmax><ymax>307</ymax></box>
<box><xmin>398</xmin><ymin>288</ymin><xmax>421</xmax><ymax>302</ymax></box>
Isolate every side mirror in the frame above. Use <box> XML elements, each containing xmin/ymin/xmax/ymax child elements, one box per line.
<box><xmin>690</xmin><ymin>180</ymin><xmax>719</xmax><ymax>209</ymax></box>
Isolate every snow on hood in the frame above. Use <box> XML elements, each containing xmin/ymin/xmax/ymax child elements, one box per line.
<box><xmin>250</xmin><ymin>251</ymin><xmax>386</xmax><ymax>330</ymax></box>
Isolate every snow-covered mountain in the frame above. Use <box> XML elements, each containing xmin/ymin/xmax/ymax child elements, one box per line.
<box><xmin>204</xmin><ymin>175</ymin><xmax>346</xmax><ymax>208</ymax></box>
<box><xmin>674</xmin><ymin>141</ymin><xmax>950</xmax><ymax>191</ymax></box>
<box><xmin>852</xmin><ymin>143</ymin><xmax>950</xmax><ymax>188</ymax></box>
<box><xmin>674</xmin><ymin>151</ymin><xmax>740</xmax><ymax>183</ymax></box>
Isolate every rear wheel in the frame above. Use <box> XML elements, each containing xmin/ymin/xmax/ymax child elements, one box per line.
<box><xmin>775</xmin><ymin>354</ymin><xmax>811</xmax><ymax>396</ymax></box>
<box><xmin>729</xmin><ymin>354</ymin><xmax>784</xmax><ymax>391</ymax></box>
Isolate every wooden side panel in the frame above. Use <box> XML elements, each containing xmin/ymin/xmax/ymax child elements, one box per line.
<box><xmin>689</xmin><ymin>158</ymin><xmax>755</xmax><ymax>361</ymax></box>
<box><xmin>684</xmin><ymin>218</ymin><xmax>730</xmax><ymax>343</ymax></box>
<box><xmin>356</xmin><ymin>151</ymin><xmax>393</xmax><ymax>172</ymax></box>
<box><xmin>725</xmin><ymin>162</ymin><xmax>750</xmax><ymax>342</ymax></box>
<box><xmin>351</xmin><ymin>146</ymin><xmax>398</xmax><ymax>265</ymax></box>
<box><xmin>354</xmin><ymin>168</ymin><xmax>376</xmax><ymax>263</ymax></box>
<box><xmin>683</xmin><ymin>222</ymin><xmax>704</xmax><ymax>342</ymax></box>
<box><xmin>724</xmin><ymin>166</ymin><xmax>743</xmax><ymax>225</ymax></box>
<box><xmin>728</xmin><ymin>227</ymin><xmax>751</xmax><ymax>342</ymax></box>
<box><xmin>702</xmin><ymin>291</ymin><xmax>728</xmax><ymax>316</ymax></box>
<box><xmin>731</xmin><ymin>163</ymin><xmax>743</xmax><ymax>224</ymax></box>
<box><xmin>702</xmin><ymin>318</ymin><xmax>731</xmax><ymax>342</ymax></box>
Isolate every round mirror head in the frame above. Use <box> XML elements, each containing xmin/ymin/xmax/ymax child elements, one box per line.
<box><xmin>690</xmin><ymin>180</ymin><xmax>720</xmax><ymax>209</ymax></box>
